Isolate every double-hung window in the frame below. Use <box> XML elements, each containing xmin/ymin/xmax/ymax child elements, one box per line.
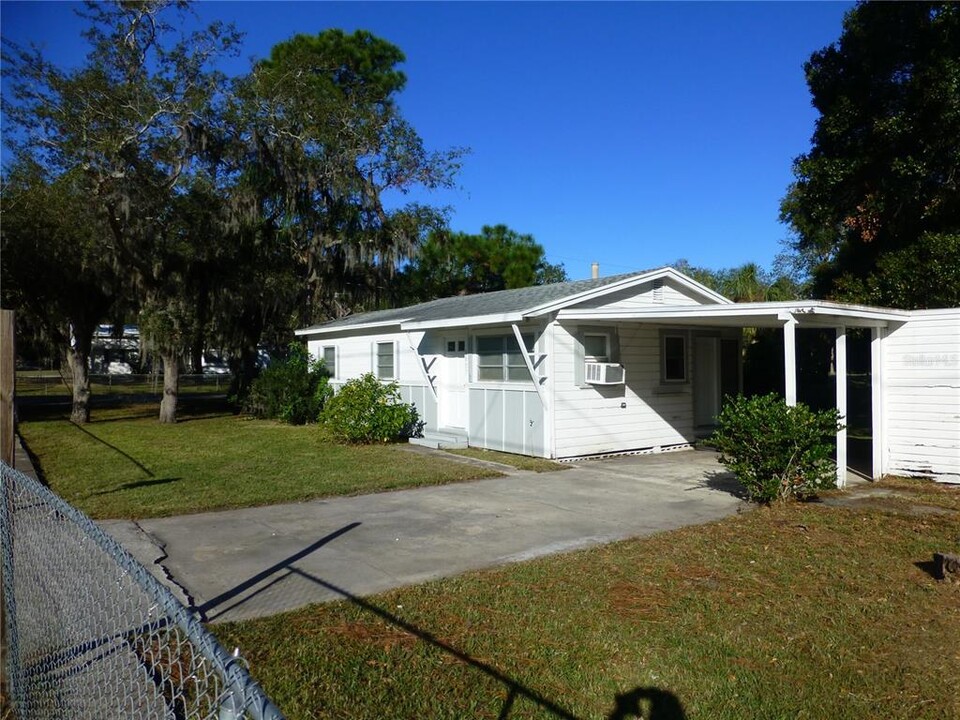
<box><xmin>661</xmin><ymin>333</ymin><xmax>687</xmax><ymax>383</ymax></box>
<box><xmin>376</xmin><ymin>341</ymin><xmax>395</xmax><ymax>379</ymax></box>
<box><xmin>321</xmin><ymin>346</ymin><xmax>336</xmax><ymax>379</ymax></box>
<box><xmin>583</xmin><ymin>333</ymin><xmax>609</xmax><ymax>363</ymax></box>
<box><xmin>476</xmin><ymin>333</ymin><xmax>534</xmax><ymax>382</ymax></box>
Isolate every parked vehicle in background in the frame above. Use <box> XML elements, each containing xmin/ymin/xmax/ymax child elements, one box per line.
<box><xmin>106</xmin><ymin>361</ymin><xmax>133</xmax><ymax>375</ymax></box>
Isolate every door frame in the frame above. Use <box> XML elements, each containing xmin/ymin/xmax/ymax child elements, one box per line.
<box><xmin>439</xmin><ymin>336</ymin><xmax>468</xmax><ymax>428</ymax></box>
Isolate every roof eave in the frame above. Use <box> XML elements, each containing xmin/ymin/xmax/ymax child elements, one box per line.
<box><xmin>401</xmin><ymin>312</ymin><xmax>526</xmax><ymax>331</ymax></box>
<box><xmin>524</xmin><ymin>266</ymin><xmax>731</xmax><ymax>318</ymax></box>
<box><xmin>557</xmin><ymin>300</ymin><xmax>912</xmax><ymax>326</ymax></box>
<box><xmin>295</xmin><ymin>319</ymin><xmax>409</xmax><ymax>337</ymax></box>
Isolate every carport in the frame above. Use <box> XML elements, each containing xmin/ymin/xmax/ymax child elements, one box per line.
<box><xmin>557</xmin><ymin>300</ymin><xmax>913</xmax><ymax>487</ymax></box>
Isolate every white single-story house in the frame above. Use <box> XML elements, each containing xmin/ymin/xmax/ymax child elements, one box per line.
<box><xmin>297</xmin><ymin>267</ymin><xmax>960</xmax><ymax>485</ymax></box>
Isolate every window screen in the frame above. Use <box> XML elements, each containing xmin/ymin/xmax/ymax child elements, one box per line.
<box><xmin>376</xmin><ymin>341</ymin><xmax>395</xmax><ymax>379</ymax></box>
<box><xmin>477</xmin><ymin>334</ymin><xmax>534</xmax><ymax>382</ymax></box>
<box><xmin>663</xmin><ymin>335</ymin><xmax>686</xmax><ymax>382</ymax></box>
<box><xmin>322</xmin><ymin>346</ymin><xmax>336</xmax><ymax>378</ymax></box>
<box><xmin>583</xmin><ymin>334</ymin><xmax>608</xmax><ymax>361</ymax></box>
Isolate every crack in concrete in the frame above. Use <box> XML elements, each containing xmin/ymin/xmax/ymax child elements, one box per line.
<box><xmin>131</xmin><ymin>520</ymin><xmax>199</xmax><ymax>613</ymax></box>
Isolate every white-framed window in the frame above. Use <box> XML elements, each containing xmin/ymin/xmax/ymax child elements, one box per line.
<box><xmin>476</xmin><ymin>333</ymin><xmax>534</xmax><ymax>382</ymax></box>
<box><xmin>376</xmin><ymin>341</ymin><xmax>395</xmax><ymax>379</ymax></box>
<box><xmin>583</xmin><ymin>333</ymin><xmax>610</xmax><ymax>362</ymax></box>
<box><xmin>321</xmin><ymin>346</ymin><xmax>336</xmax><ymax>379</ymax></box>
<box><xmin>661</xmin><ymin>333</ymin><xmax>687</xmax><ymax>383</ymax></box>
<box><xmin>445</xmin><ymin>339</ymin><xmax>466</xmax><ymax>353</ymax></box>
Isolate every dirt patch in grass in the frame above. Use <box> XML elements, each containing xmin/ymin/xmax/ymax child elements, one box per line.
<box><xmin>326</xmin><ymin>621</ymin><xmax>418</xmax><ymax>652</ymax></box>
<box><xmin>447</xmin><ymin>447</ymin><xmax>569</xmax><ymax>473</ymax></box>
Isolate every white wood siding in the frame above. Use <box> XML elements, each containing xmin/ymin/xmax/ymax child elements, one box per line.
<box><xmin>306</xmin><ymin>330</ymin><xmax>427</xmax><ymax>385</ymax></box>
<box><xmin>306</xmin><ymin>329</ymin><xmax>439</xmax><ymax>430</ymax></box>
<box><xmin>552</xmin><ymin>322</ymin><xmax>694</xmax><ymax>458</ymax></box>
<box><xmin>468</xmin><ymin>387</ymin><xmax>545</xmax><ymax>456</ymax></box>
<box><xmin>882</xmin><ymin>310</ymin><xmax>960</xmax><ymax>483</ymax></box>
<box><xmin>572</xmin><ymin>278</ymin><xmax>709</xmax><ymax>311</ymax></box>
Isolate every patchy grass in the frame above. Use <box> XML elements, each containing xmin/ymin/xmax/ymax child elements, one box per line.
<box><xmin>17</xmin><ymin>398</ymin><xmax>500</xmax><ymax>519</ymax></box>
<box><xmin>448</xmin><ymin>447</ymin><xmax>569</xmax><ymax>473</ymax></box>
<box><xmin>215</xmin><ymin>479</ymin><xmax>960</xmax><ymax>719</ymax></box>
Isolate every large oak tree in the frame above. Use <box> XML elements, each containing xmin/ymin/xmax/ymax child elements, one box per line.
<box><xmin>3</xmin><ymin>0</ymin><xmax>241</xmax><ymax>422</ymax></box>
<box><xmin>780</xmin><ymin>2</ymin><xmax>960</xmax><ymax>308</ymax></box>
<box><xmin>398</xmin><ymin>224</ymin><xmax>568</xmax><ymax>303</ymax></box>
<box><xmin>0</xmin><ymin>163</ymin><xmax>123</xmax><ymax>423</ymax></box>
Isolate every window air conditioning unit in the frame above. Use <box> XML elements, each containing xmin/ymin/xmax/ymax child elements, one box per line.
<box><xmin>585</xmin><ymin>362</ymin><xmax>625</xmax><ymax>385</ymax></box>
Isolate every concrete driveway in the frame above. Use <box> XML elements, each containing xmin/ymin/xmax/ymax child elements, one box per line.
<box><xmin>101</xmin><ymin>448</ymin><xmax>745</xmax><ymax>623</ymax></box>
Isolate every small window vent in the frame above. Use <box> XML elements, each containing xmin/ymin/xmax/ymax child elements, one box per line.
<box><xmin>585</xmin><ymin>362</ymin><xmax>625</xmax><ymax>385</ymax></box>
<box><xmin>653</xmin><ymin>278</ymin><xmax>664</xmax><ymax>304</ymax></box>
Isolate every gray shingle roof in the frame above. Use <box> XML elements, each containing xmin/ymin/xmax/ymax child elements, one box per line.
<box><xmin>298</xmin><ymin>269</ymin><xmax>661</xmax><ymax>333</ymax></box>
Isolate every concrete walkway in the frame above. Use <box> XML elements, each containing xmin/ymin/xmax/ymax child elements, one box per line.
<box><xmin>100</xmin><ymin>448</ymin><xmax>746</xmax><ymax>623</ymax></box>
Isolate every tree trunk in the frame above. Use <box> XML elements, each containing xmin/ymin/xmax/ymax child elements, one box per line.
<box><xmin>190</xmin><ymin>335</ymin><xmax>204</xmax><ymax>375</ymax></box>
<box><xmin>65</xmin><ymin>321</ymin><xmax>95</xmax><ymax>424</ymax></box>
<box><xmin>228</xmin><ymin>308</ymin><xmax>265</xmax><ymax>401</ymax></box>
<box><xmin>159</xmin><ymin>351</ymin><xmax>179</xmax><ymax>423</ymax></box>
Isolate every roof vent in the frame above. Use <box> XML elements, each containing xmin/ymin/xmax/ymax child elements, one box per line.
<box><xmin>653</xmin><ymin>278</ymin><xmax>664</xmax><ymax>304</ymax></box>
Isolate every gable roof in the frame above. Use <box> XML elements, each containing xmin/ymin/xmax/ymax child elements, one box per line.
<box><xmin>296</xmin><ymin>266</ymin><xmax>731</xmax><ymax>336</ymax></box>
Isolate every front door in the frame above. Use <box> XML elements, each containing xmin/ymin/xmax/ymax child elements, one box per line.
<box><xmin>694</xmin><ymin>336</ymin><xmax>721</xmax><ymax>428</ymax></box>
<box><xmin>439</xmin><ymin>337</ymin><xmax>468</xmax><ymax>428</ymax></box>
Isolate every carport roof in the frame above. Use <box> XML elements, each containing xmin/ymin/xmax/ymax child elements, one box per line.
<box><xmin>556</xmin><ymin>300</ymin><xmax>912</xmax><ymax>327</ymax></box>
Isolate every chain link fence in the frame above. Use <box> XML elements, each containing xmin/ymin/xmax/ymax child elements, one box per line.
<box><xmin>0</xmin><ymin>462</ymin><xmax>284</xmax><ymax>719</ymax></box>
<box><xmin>15</xmin><ymin>372</ymin><xmax>230</xmax><ymax>397</ymax></box>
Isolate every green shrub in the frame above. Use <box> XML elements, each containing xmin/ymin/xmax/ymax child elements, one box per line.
<box><xmin>322</xmin><ymin>373</ymin><xmax>423</xmax><ymax>443</ymax></box>
<box><xmin>244</xmin><ymin>343</ymin><xmax>331</xmax><ymax>424</ymax></box>
<box><xmin>711</xmin><ymin>393</ymin><xmax>843</xmax><ymax>503</ymax></box>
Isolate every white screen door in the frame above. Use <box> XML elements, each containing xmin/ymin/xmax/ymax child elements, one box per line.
<box><xmin>694</xmin><ymin>336</ymin><xmax>720</xmax><ymax>427</ymax></box>
<box><xmin>439</xmin><ymin>337</ymin><xmax>468</xmax><ymax>428</ymax></box>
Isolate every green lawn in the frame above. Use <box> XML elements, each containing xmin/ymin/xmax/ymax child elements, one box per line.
<box><xmin>214</xmin><ymin>478</ymin><xmax>960</xmax><ymax>719</ymax></box>
<box><xmin>17</xmin><ymin>399</ymin><xmax>500</xmax><ymax>519</ymax></box>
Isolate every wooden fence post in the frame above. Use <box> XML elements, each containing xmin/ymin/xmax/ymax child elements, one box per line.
<box><xmin>0</xmin><ymin>309</ymin><xmax>14</xmax><ymax>468</ymax></box>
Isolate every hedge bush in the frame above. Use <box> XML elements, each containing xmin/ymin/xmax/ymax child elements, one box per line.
<box><xmin>711</xmin><ymin>393</ymin><xmax>843</xmax><ymax>503</ymax></box>
<box><xmin>322</xmin><ymin>373</ymin><xmax>423</xmax><ymax>443</ymax></box>
<box><xmin>244</xmin><ymin>343</ymin><xmax>331</xmax><ymax>424</ymax></box>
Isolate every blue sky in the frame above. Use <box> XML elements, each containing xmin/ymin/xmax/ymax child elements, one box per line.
<box><xmin>2</xmin><ymin>1</ymin><xmax>854</xmax><ymax>280</ymax></box>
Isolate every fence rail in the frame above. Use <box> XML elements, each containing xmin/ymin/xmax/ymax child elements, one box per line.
<box><xmin>0</xmin><ymin>462</ymin><xmax>283</xmax><ymax>719</ymax></box>
<box><xmin>14</xmin><ymin>372</ymin><xmax>229</xmax><ymax>397</ymax></box>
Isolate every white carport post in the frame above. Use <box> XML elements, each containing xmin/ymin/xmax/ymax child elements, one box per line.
<box><xmin>870</xmin><ymin>327</ymin><xmax>886</xmax><ymax>479</ymax></box>
<box><xmin>835</xmin><ymin>326</ymin><xmax>848</xmax><ymax>489</ymax></box>
<box><xmin>781</xmin><ymin>313</ymin><xmax>798</xmax><ymax>406</ymax></box>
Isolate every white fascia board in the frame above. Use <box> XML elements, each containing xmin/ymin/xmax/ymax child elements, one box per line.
<box><xmin>556</xmin><ymin>305</ymin><xmax>786</xmax><ymax>322</ymax></box>
<box><xmin>556</xmin><ymin>301</ymin><xmax>909</xmax><ymax>325</ymax></box>
<box><xmin>522</xmin><ymin>269</ymin><xmax>664</xmax><ymax>317</ymax></box>
<box><xmin>525</xmin><ymin>267</ymin><xmax>732</xmax><ymax>319</ymax></box>
<box><xmin>904</xmin><ymin>307</ymin><xmax>960</xmax><ymax>318</ymax></box>
<box><xmin>401</xmin><ymin>312</ymin><xmax>525</xmax><ymax>331</ymax></box>
<box><xmin>661</xmin><ymin>267</ymin><xmax>734</xmax><ymax>305</ymax></box>
<box><xmin>294</xmin><ymin>319</ymin><xmax>408</xmax><ymax>337</ymax></box>
<box><xmin>790</xmin><ymin>304</ymin><xmax>911</xmax><ymax>323</ymax></box>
